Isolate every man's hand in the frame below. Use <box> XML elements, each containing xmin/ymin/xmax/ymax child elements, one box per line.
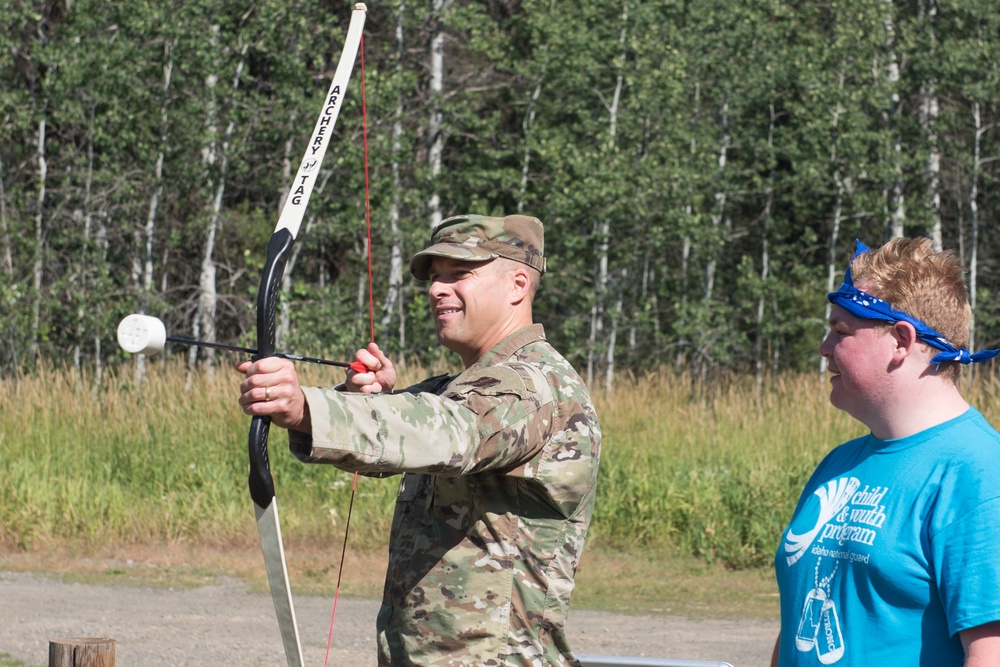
<box><xmin>237</xmin><ymin>357</ymin><xmax>310</xmax><ymax>433</ymax></box>
<box><xmin>344</xmin><ymin>342</ymin><xmax>396</xmax><ymax>394</ymax></box>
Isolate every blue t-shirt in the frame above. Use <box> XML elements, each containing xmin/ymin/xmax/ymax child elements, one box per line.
<box><xmin>774</xmin><ymin>407</ymin><xmax>1000</xmax><ymax>666</ymax></box>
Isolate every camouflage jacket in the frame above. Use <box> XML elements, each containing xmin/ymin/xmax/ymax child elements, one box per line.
<box><xmin>288</xmin><ymin>324</ymin><xmax>602</xmax><ymax>666</ymax></box>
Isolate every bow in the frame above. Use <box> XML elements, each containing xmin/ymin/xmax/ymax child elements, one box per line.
<box><xmin>247</xmin><ymin>6</ymin><xmax>367</xmax><ymax>666</ymax></box>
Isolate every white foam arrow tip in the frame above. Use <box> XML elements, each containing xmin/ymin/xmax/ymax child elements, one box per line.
<box><xmin>117</xmin><ymin>314</ymin><xmax>167</xmax><ymax>356</ymax></box>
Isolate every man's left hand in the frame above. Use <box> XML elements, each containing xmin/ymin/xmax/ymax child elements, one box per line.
<box><xmin>236</xmin><ymin>357</ymin><xmax>310</xmax><ymax>433</ymax></box>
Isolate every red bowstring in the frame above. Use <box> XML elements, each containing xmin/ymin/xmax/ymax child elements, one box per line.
<box><xmin>323</xmin><ymin>471</ymin><xmax>358</xmax><ymax>667</ymax></box>
<box><xmin>323</xmin><ymin>31</ymin><xmax>371</xmax><ymax>667</ymax></box>
<box><xmin>362</xmin><ymin>32</ymin><xmax>375</xmax><ymax>344</ymax></box>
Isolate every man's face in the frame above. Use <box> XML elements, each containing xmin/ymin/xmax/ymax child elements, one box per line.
<box><xmin>818</xmin><ymin>303</ymin><xmax>897</xmax><ymax>423</ymax></box>
<box><xmin>426</xmin><ymin>256</ymin><xmax>513</xmax><ymax>366</ymax></box>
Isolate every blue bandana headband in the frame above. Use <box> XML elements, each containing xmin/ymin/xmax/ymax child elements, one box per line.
<box><xmin>827</xmin><ymin>240</ymin><xmax>1000</xmax><ymax>366</ymax></box>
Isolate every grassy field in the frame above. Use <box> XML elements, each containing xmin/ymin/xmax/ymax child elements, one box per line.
<box><xmin>5</xmin><ymin>359</ymin><xmax>999</xmax><ymax>618</ymax></box>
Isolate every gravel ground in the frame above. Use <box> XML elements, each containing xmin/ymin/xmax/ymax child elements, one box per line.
<box><xmin>1</xmin><ymin>570</ymin><xmax>776</xmax><ymax>667</ymax></box>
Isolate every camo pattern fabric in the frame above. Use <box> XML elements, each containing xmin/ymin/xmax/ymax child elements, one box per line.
<box><xmin>409</xmin><ymin>214</ymin><xmax>547</xmax><ymax>280</ymax></box>
<box><xmin>288</xmin><ymin>324</ymin><xmax>601</xmax><ymax>666</ymax></box>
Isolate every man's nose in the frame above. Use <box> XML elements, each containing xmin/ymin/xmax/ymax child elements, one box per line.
<box><xmin>428</xmin><ymin>278</ymin><xmax>451</xmax><ymax>298</ymax></box>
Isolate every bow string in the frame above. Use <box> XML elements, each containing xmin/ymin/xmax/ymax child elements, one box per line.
<box><xmin>322</xmin><ymin>23</ymin><xmax>375</xmax><ymax>667</ymax></box>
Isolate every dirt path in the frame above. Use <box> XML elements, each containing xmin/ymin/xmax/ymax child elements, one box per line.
<box><xmin>1</xmin><ymin>570</ymin><xmax>776</xmax><ymax>667</ymax></box>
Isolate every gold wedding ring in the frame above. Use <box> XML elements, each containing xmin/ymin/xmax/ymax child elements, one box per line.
<box><xmin>264</xmin><ymin>386</ymin><xmax>271</xmax><ymax>401</ymax></box>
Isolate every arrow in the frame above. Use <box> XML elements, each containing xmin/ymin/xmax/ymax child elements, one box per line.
<box><xmin>116</xmin><ymin>313</ymin><xmax>365</xmax><ymax>371</ymax></box>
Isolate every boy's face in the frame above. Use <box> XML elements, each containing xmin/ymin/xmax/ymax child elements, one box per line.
<box><xmin>819</xmin><ymin>302</ymin><xmax>898</xmax><ymax>424</ymax></box>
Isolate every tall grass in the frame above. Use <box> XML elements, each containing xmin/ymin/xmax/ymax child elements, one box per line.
<box><xmin>4</xmin><ymin>360</ymin><xmax>400</xmax><ymax>552</ymax></box>
<box><xmin>589</xmin><ymin>371</ymin><xmax>861</xmax><ymax>568</ymax></box>
<box><xmin>6</xmin><ymin>361</ymin><xmax>1000</xmax><ymax>569</ymax></box>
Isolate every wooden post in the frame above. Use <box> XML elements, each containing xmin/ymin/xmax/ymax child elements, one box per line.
<box><xmin>48</xmin><ymin>638</ymin><xmax>115</xmax><ymax>667</ymax></box>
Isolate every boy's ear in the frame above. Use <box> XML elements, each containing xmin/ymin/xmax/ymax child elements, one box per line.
<box><xmin>890</xmin><ymin>321</ymin><xmax>920</xmax><ymax>361</ymax></box>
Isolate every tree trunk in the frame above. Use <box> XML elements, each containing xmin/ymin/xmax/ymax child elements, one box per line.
<box><xmin>145</xmin><ymin>41</ymin><xmax>174</xmax><ymax>303</ymax></box>
<box><xmin>605</xmin><ymin>267</ymin><xmax>625</xmax><ymax>395</ymax></box>
<box><xmin>968</xmin><ymin>102</ymin><xmax>985</xmax><ymax>369</ymax></box>
<box><xmin>704</xmin><ymin>99</ymin><xmax>729</xmax><ymax>302</ymax></box>
<box><xmin>676</xmin><ymin>82</ymin><xmax>699</xmax><ymax>369</ymax></box>
<box><xmin>135</xmin><ymin>38</ymin><xmax>175</xmax><ymax>382</ymax></box>
<box><xmin>918</xmin><ymin>0</ymin><xmax>941</xmax><ymax>249</ymax></box>
<box><xmin>0</xmin><ymin>155</ymin><xmax>11</xmax><ymax>276</ymax></box>
<box><xmin>48</xmin><ymin>638</ymin><xmax>115</xmax><ymax>667</ymax></box>
<box><xmin>518</xmin><ymin>77</ymin><xmax>543</xmax><ymax>214</ymax></box>
<box><xmin>631</xmin><ymin>246</ymin><xmax>658</xmax><ymax>354</ymax></box>
<box><xmin>191</xmin><ymin>36</ymin><xmax>249</xmax><ymax>372</ymax></box>
<box><xmin>30</xmin><ymin>113</ymin><xmax>47</xmax><ymax>370</ymax></box>
<box><xmin>73</xmin><ymin>107</ymin><xmax>97</xmax><ymax>373</ymax></box>
<box><xmin>921</xmin><ymin>84</ymin><xmax>941</xmax><ymax>249</ymax></box>
<box><xmin>821</xmin><ymin>73</ymin><xmax>848</xmax><ymax>377</ymax></box>
<box><xmin>94</xmin><ymin>204</ymin><xmax>109</xmax><ymax>388</ymax></box>
<box><xmin>517</xmin><ymin>0</ymin><xmax>555</xmax><ymax>214</ymax></box>
<box><xmin>587</xmin><ymin>218</ymin><xmax>606</xmax><ymax>386</ymax></box>
<box><xmin>381</xmin><ymin>0</ymin><xmax>407</xmax><ymax>344</ymax></box>
<box><xmin>587</xmin><ymin>1</ymin><xmax>627</xmax><ymax>387</ymax></box>
<box><xmin>426</xmin><ymin>0</ymin><xmax>450</xmax><ymax>229</ymax></box>
<box><xmin>278</xmin><ymin>111</ymin><xmax>298</xmax><ymax>347</ymax></box>
<box><xmin>676</xmin><ymin>233</ymin><xmax>690</xmax><ymax>368</ymax></box>
<box><xmin>882</xmin><ymin>0</ymin><xmax>905</xmax><ymax>238</ymax></box>
<box><xmin>755</xmin><ymin>104</ymin><xmax>776</xmax><ymax>390</ymax></box>
<box><xmin>356</xmin><ymin>233</ymin><xmax>371</xmax><ymax>342</ymax></box>
<box><xmin>0</xmin><ymin>152</ymin><xmax>18</xmax><ymax>370</ymax></box>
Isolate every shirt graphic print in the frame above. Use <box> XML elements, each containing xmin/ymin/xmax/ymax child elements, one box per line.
<box><xmin>782</xmin><ymin>477</ymin><xmax>890</xmax><ymax>664</ymax></box>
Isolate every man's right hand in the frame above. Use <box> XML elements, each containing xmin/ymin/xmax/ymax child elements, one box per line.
<box><xmin>345</xmin><ymin>342</ymin><xmax>396</xmax><ymax>394</ymax></box>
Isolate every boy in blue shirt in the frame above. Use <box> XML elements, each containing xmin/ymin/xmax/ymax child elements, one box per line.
<box><xmin>772</xmin><ymin>238</ymin><xmax>1000</xmax><ymax>666</ymax></box>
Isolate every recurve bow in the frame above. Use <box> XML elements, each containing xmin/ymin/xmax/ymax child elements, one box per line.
<box><xmin>247</xmin><ymin>6</ymin><xmax>367</xmax><ymax>666</ymax></box>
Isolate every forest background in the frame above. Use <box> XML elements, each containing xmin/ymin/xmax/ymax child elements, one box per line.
<box><xmin>4</xmin><ymin>0</ymin><xmax>1000</xmax><ymax>612</ymax></box>
<box><xmin>5</xmin><ymin>0</ymin><xmax>1000</xmax><ymax>384</ymax></box>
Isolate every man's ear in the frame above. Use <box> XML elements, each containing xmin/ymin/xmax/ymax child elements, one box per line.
<box><xmin>509</xmin><ymin>266</ymin><xmax>531</xmax><ymax>305</ymax></box>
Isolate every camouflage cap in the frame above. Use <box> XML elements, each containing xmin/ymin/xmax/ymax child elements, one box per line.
<box><xmin>409</xmin><ymin>214</ymin><xmax>547</xmax><ymax>280</ymax></box>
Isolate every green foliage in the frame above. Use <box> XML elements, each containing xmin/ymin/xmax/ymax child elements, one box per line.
<box><xmin>2</xmin><ymin>0</ymin><xmax>1000</xmax><ymax>383</ymax></box>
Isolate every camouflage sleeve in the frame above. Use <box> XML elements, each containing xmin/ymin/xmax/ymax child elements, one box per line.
<box><xmin>287</xmin><ymin>362</ymin><xmax>554</xmax><ymax>476</ymax></box>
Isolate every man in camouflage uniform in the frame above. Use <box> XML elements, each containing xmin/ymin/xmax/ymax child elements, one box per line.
<box><xmin>238</xmin><ymin>214</ymin><xmax>602</xmax><ymax>666</ymax></box>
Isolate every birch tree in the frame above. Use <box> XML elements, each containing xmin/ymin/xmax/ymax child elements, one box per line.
<box><xmin>190</xmin><ymin>27</ymin><xmax>250</xmax><ymax>372</ymax></box>
<box><xmin>882</xmin><ymin>0</ymin><xmax>906</xmax><ymax>239</ymax></box>
<box><xmin>916</xmin><ymin>0</ymin><xmax>942</xmax><ymax>249</ymax></box>
<box><xmin>425</xmin><ymin>0</ymin><xmax>449</xmax><ymax>229</ymax></box>
<box><xmin>587</xmin><ymin>2</ymin><xmax>628</xmax><ymax>388</ymax></box>
<box><xmin>380</xmin><ymin>0</ymin><xmax>408</xmax><ymax>346</ymax></box>
<box><xmin>0</xmin><ymin>157</ymin><xmax>11</xmax><ymax>277</ymax></box>
<box><xmin>29</xmin><ymin>107</ymin><xmax>47</xmax><ymax>370</ymax></box>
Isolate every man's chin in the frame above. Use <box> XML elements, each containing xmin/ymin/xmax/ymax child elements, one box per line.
<box><xmin>436</xmin><ymin>330</ymin><xmax>458</xmax><ymax>350</ymax></box>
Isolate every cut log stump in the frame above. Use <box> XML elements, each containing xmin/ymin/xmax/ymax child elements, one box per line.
<box><xmin>48</xmin><ymin>638</ymin><xmax>116</xmax><ymax>667</ymax></box>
